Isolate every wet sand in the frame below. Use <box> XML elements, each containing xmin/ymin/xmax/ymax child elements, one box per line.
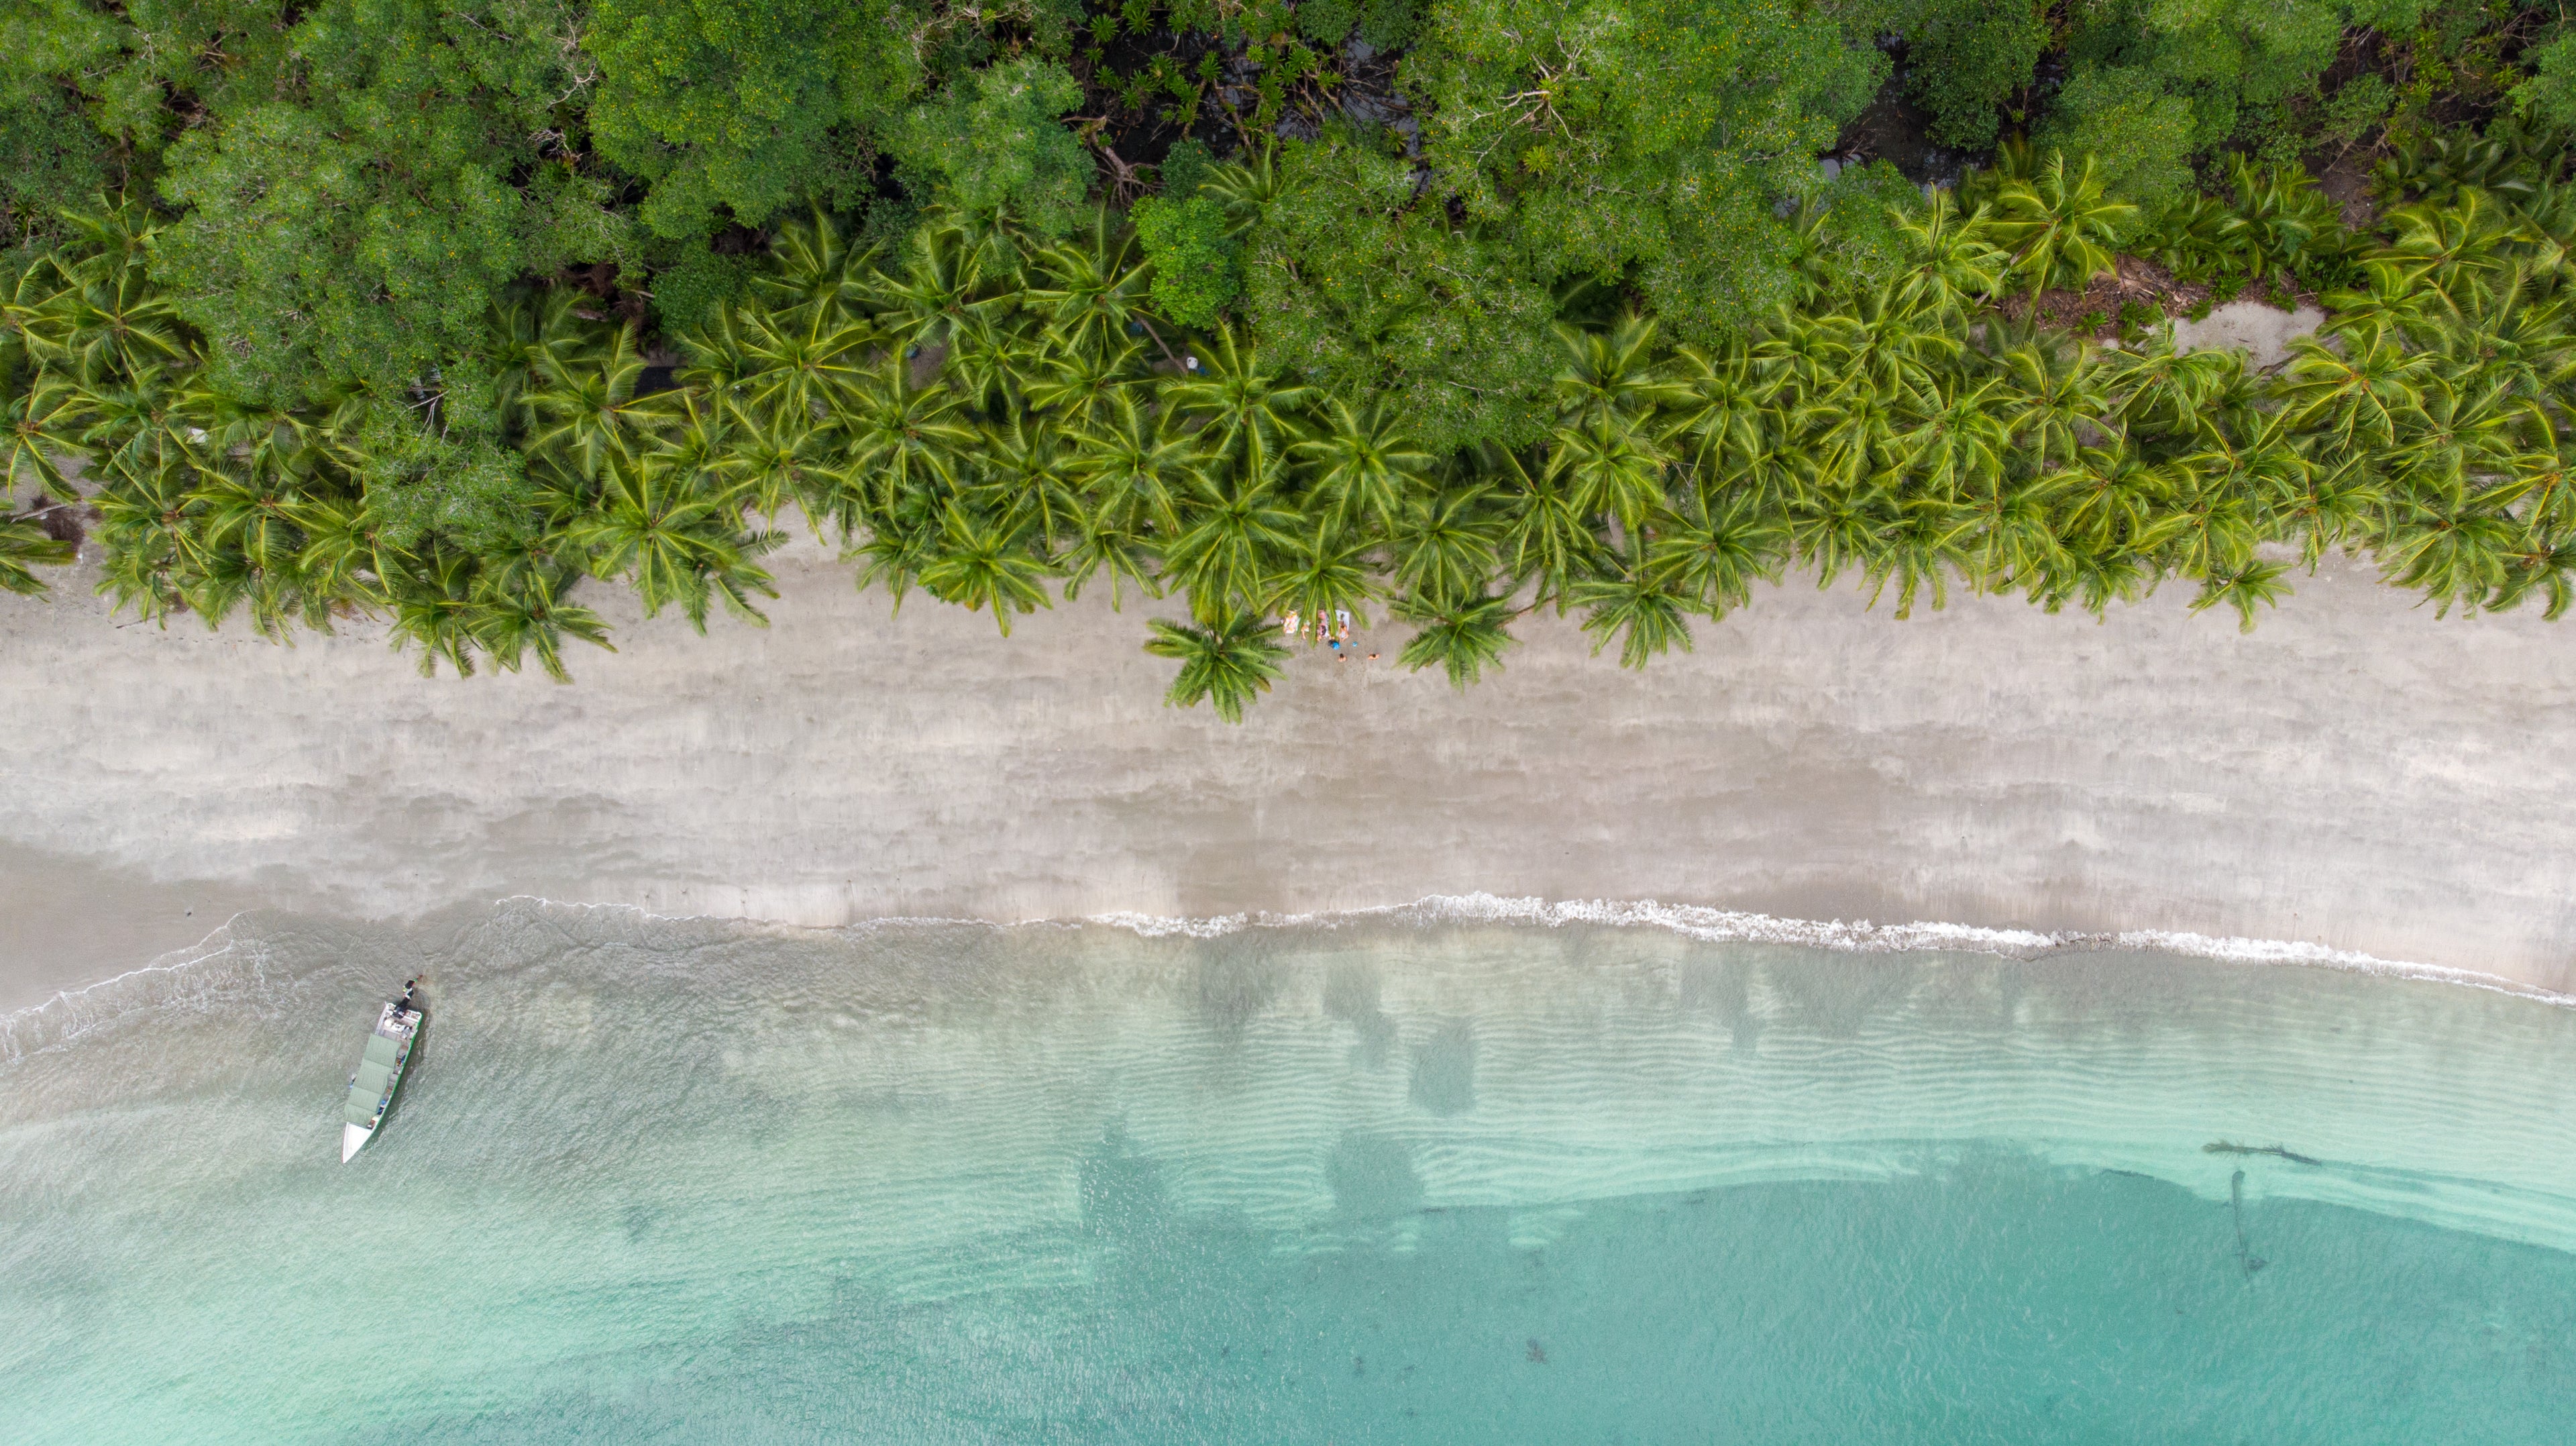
<box><xmin>3</xmin><ymin>522</ymin><xmax>2571</xmax><ymax>1009</ymax></box>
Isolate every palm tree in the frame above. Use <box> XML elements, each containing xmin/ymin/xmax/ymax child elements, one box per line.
<box><xmin>2422</xmin><ymin>264</ymin><xmax>2575</xmax><ymax>400</ymax></box>
<box><xmin>1389</xmin><ymin>484</ymin><xmax>1503</xmax><ymax>605</ymax></box>
<box><xmin>296</xmin><ymin>495</ymin><xmax>411</xmax><ymax>608</ymax></box>
<box><xmin>1491</xmin><ymin>444</ymin><xmax>1606</xmax><ymax>613</ymax></box>
<box><xmin>871</xmin><ymin>218</ymin><xmax>1007</xmax><ymax>354</ymax></box>
<box><xmin>1750</xmin><ymin>307</ymin><xmax>1845</xmax><ymax>408</ymax></box>
<box><xmin>734</xmin><ymin>305</ymin><xmax>870</xmax><ymax>429</ymax></box>
<box><xmin>2488</xmin><ymin>527</ymin><xmax>2576</xmax><ymax>619</ymax></box>
<box><xmin>2274</xmin><ymin>329</ymin><xmax>2434</xmax><ymax>452</ymax></box>
<box><xmin>1144</xmin><ymin>612</ymin><xmax>1287</xmax><ymax>722</ymax></box>
<box><xmin>1787</xmin><ymin>473</ymin><xmax>1896</xmax><ymax>591</ymax></box>
<box><xmin>1646</xmin><ymin>484</ymin><xmax>1788</xmax><ymax>616</ymax></box>
<box><xmin>2189</xmin><ymin>559</ymin><xmax>2293</xmax><ymax>631</ymax></box>
<box><xmin>1958</xmin><ymin>470</ymin><xmax>2072</xmax><ymax>596</ymax></box>
<box><xmin>2386</xmin><ymin>372</ymin><xmax>2520</xmax><ymax>501</ymax></box>
<box><xmin>1057</xmin><ymin>497</ymin><xmax>1163</xmax><ymax>609</ymax></box>
<box><xmin>2035</xmin><ymin>537</ymin><xmax>2153</xmax><ymax>618</ymax></box>
<box><xmin>1199</xmin><ymin>144</ymin><xmax>1285</xmax><ymax>237</ymax></box>
<box><xmin>1393</xmin><ymin>585</ymin><xmax>1518</xmax><ymax>687</ymax></box>
<box><xmin>1550</xmin><ymin>413</ymin><xmax>1672</xmax><ymax>534</ymax></box>
<box><xmin>1795</xmin><ymin>382</ymin><xmax>1907</xmax><ymax>497</ymax></box>
<box><xmin>1552</xmin><ymin>313</ymin><xmax>1686</xmax><ymax>432</ymax></box>
<box><xmin>672</xmin><ymin>304</ymin><xmax>758</xmax><ymax>419</ymax></box>
<box><xmin>1264</xmin><ymin>515</ymin><xmax>1379</xmax><ymax>631</ymax></box>
<box><xmin>1025</xmin><ymin>211</ymin><xmax>1153</xmax><ymax>358</ymax></box>
<box><xmin>3</xmin><ymin>368</ymin><xmax>89</xmax><ymax>501</ymax></box>
<box><xmin>1862</xmin><ymin>496</ymin><xmax>1973</xmax><ymax>619</ymax></box>
<box><xmin>1897</xmin><ymin>372</ymin><xmax>2014</xmax><ymax>499</ymax></box>
<box><xmin>847</xmin><ymin>507</ymin><xmax>941</xmax><ymax>609</ymax></box>
<box><xmin>25</xmin><ymin>199</ymin><xmax>189</xmax><ymax>381</ymax></box>
<box><xmin>828</xmin><ymin>352</ymin><xmax>978</xmax><ymax>529</ymax></box>
<box><xmin>1293</xmin><ymin>394</ymin><xmax>1434</xmax><ymax>532</ymax></box>
<box><xmin>753</xmin><ymin>205</ymin><xmax>879</xmax><ymax>323</ymax></box>
<box><xmin>192</xmin><ymin>460</ymin><xmax>315</xmax><ymax>602</ymax></box>
<box><xmin>525</xmin><ymin>323</ymin><xmax>665</xmax><ymax>480</ymax></box>
<box><xmin>469</xmin><ymin>546</ymin><xmax>614</xmax><ymax>682</ymax></box>
<box><xmin>1891</xmin><ymin>189</ymin><xmax>2006</xmax><ymax>315</ymax></box>
<box><xmin>87</xmin><ymin>448</ymin><xmax>204</xmax><ymax>623</ymax></box>
<box><xmin>1068</xmin><ymin>389</ymin><xmax>1204</xmax><ymax>537</ymax></box>
<box><xmin>386</xmin><ymin>546</ymin><xmax>487</xmax><ymax>678</ymax></box>
<box><xmin>2057</xmin><ymin>444</ymin><xmax>2177</xmax><ymax>553</ymax></box>
<box><xmin>0</xmin><ymin>511</ymin><xmax>73</xmax><ymax>596</ymax></box>
<box><xmin>1986</xmin><ymin>150</ymin><xmax>2137</xmax><ymax>299</ymax></box>
<box><xmin>2377</xmin><ymin>189</ymin><xmax>2528</xmax><ymax>309</ymax></box>
<box><xmin>1022</xmin><ymin>337</ymin><xmax>1146</xmax><ymax>423</ymax></box>
<box><xmin>2267</xmin><ymin>454</ymin><xmax>2386</xmax><ymax>568</ymax></box>
<box><xmin>710</xmin><ymin>401</ymin><xmax>825</xmax><ymax>531</ymax></box>
<box><xmin>1570</xmin><ymin>540</ymin><xmax>1695</xmax><ymax>668</ymax></box>
<box><xmin>970</xmin><ymin>411</ymin><xmax>1085</xmax><ymax>544</ymax></box>
<box><xmin>1662</xmin><ymin>340</ymin><xmax>1778</xmax><ymax>482</ymax></box>
<box><xmin>2485</xmin><ymin>402</ymin><xmax>2576</xmax><ymax>539</ymax></box>
<box><xmin>568</xmin><ymin>452</ymin><xmax>780</xmax><ymax>631</ymax></box>
<box><xmin>917</xmin><ymin>505</ymin><xmax>1055</xmax><ymax>633</ymax></box>
<box><xmin>2376</xmin><ymin>492</ymin><xmax>2518</xmax><ymax>615</ymax></box>
<box><xmin>1832</xmin><ymin>284</ymin><xmax>1961</xmax><ymax>405</ymax></box>
<box><xmin>1161</xmin><ymin>450</ymin><xmax>1302</xmax><ymax>623</ymax></box>
<box><xmin>2102</xmin><ymin>335</ymin><xmax>2235</xmax><ymax>439</ymax></box>
<box><xmin>0</xmin><ymin>247</ymin><xmax>64</xmax><ymax>374</ymax></box>
<box><xmin>1987</xmin><ymin>317</ymin><xmax>2113</xmax><ymax>472</ymax></box>
<box><xmin>942</xmin><ymin>317</ymin><xmax>1046</xmax><ymax>418</ymax></box>
<box><xmin>1161</xmin><ymin>322</ymin><xmax>1315</xmax><ymax>459</ymax></box>
<box><xmin>2155</xmin><ymin>459</ymin><xmax>2267</xmax><ymax>582</ymax></box>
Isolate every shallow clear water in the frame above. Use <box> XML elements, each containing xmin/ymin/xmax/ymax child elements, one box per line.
<box><xmin>5</xmin><ymin>901</ymin><xmax>2576</xmax><ymax>1442</ymax></box>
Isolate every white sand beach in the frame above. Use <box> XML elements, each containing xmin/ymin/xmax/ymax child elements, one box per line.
<box><xmin>4</xmin><ymin>517</ymin><xmax>2572</xmax><ymax>1009</ymax></box>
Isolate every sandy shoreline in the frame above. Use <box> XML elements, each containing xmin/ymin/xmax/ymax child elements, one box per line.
<box><xmin>4</xmin><ymin>505</ymin><xmax>2572</xmax><ymax>1009</ymax></box>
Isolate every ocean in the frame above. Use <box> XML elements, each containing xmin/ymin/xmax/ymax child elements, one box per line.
<box><xmin>4</xmin><ymin>898</ymin><xmax>2574</xmax><ymax>1442</ymax></box>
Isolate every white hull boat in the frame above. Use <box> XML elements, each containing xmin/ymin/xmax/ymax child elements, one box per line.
<box><xmin>341</xmin><ymin>980</ymin><xmax>423</xmax><ymax>1161</ymax></box>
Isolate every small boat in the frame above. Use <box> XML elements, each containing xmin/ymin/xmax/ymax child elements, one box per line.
<box><xmin>341</xmin><ymin>978</ymin><xmax>424</xmax><ymax>1162</ymax></box>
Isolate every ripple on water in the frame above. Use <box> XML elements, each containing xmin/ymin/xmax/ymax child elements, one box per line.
<box><xmin>3</xmin><ymin>899</ymin><xmax>2573</xmax><ymax>1441</ymax></box>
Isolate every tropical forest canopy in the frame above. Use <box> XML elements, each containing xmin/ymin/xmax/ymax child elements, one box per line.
<box><xmin>5</xmin><ymin>0</ymin><xmax>2575</xmax><ymax>715</ymax></box>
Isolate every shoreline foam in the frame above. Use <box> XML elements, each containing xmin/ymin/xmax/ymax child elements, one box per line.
<box><xmin>14</xmin><ymin>889</ymin><xmax>2565</xmax><ymax>1067</ymax></box>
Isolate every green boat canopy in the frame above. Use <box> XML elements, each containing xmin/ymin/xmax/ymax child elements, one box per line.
<box><xmin>343</xmin><ymin>1060</ymin><xmax>396</xmax><ymax>1126</ymax></box>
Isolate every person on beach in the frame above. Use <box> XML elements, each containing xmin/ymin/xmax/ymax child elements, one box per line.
<box><xmin>1283</xmin><ymin>611</ymin><xmax>1301</xmax><ymax>642</ymax></box>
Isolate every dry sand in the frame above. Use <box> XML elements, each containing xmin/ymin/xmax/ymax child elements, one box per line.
<box><xmin>5</xmin><ymin>510</ymin><xmax>2573</xmax><ymax>1009</ymax></box>
<box><xmin>2171</xmin><ymin>299</ymin><xmax>2325</xmax><ymax>358</ymax></box>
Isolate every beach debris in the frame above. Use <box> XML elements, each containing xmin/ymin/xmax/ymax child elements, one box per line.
<box><xmin>2204</xmin><ymin>1141</ymin><xmax>2322</xmax><ymax>1166</ymax></box>
<box><xmin>2229</xmin><ymin>1170</ymin><xmax>2268</xmax><ymax>1278</ymax></box>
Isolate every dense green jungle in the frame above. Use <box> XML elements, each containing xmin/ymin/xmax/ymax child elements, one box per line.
<box><xmin>6</xmin><ymin>0</ymin><xmax>2576</xmax><ymax>713</ymax></box>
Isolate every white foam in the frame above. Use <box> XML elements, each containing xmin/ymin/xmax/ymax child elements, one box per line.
<box><xmin>498</xmin><ymin>889</ymin><xmax>2575</xmax><ymax>1007</ymax></box>
<box><xmin>1078</xmin><ymin>893</ymin><xmax>2572</xmax><ymax>1005</ymax></box>
<box><xmin>13</xmin><ymin>890</ymin><xmax>2555</xmax><ymax>1067</ymax></box>
<box><xmin>0</xmin><ymin>919</ymin><xmax>251</xmax><ymax>1060</ymax></box>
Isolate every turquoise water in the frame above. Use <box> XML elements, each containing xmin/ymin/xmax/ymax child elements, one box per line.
<box><xmin>5</xmin><ymin>901</ymin><xmax>2576</xmax><ymax>1441</ymax></box>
